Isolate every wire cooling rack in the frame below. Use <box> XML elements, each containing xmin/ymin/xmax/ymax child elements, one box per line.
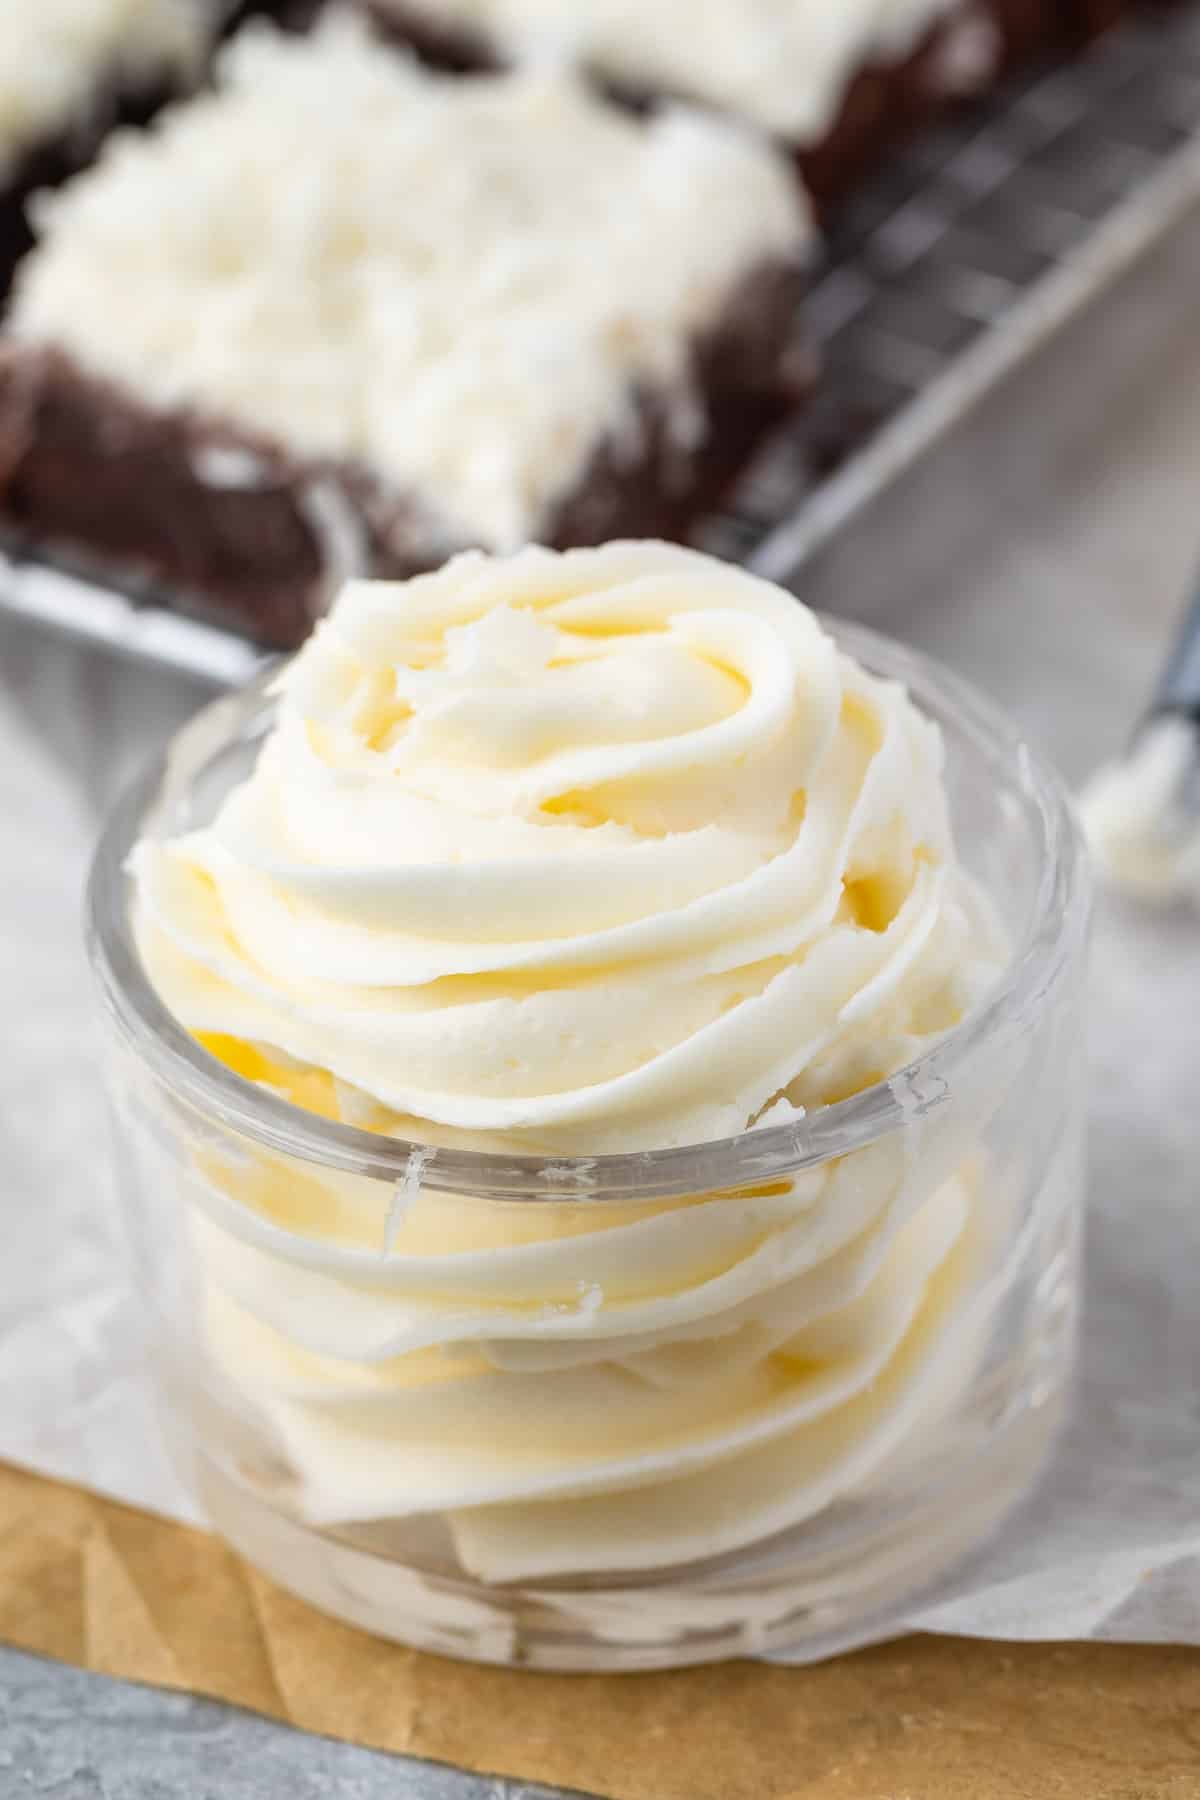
<box><xmin>6</xmin><ymin>6</ymin><xmax>1200</xmax><ymax>685</ymax></box>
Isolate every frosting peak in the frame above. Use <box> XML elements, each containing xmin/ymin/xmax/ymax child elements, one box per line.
<box><xmin>0</xmin><ymin>0</ymin><xmax>205</xmax><ymax>180</ymax></box>
<box><xmin>134</xmin><ymin>542</ymin><xmax>998</xmax><ymax>1155</ymax></box>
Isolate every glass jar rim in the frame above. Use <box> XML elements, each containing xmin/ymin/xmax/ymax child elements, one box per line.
<box><xmin>86</xmin><ymin>615</ymin><xmax>1090</xmax><ymax>1203</ymax></box>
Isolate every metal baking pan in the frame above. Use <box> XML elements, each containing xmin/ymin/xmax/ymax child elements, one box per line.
<box><xmin>5</xmin><ymin>6</ymin><xmax>1200</xmax><ymax>688</ymax></box>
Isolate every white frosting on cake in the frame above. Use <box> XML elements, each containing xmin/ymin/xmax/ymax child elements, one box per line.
<box><xmin>0</xmin><ymin>0</ymin><xmax>208</xmax><ymax>180</ymax></box>
<box><xmin>135</xmin><ymin>542</ymin><xmax>1003</xmax><ymax>1153</ymax></box>
<box><xmin>384</xmin><ymin>0</ymin><xmax>989</xmax><ymax>139</ymax></box>
<box><xmin>11</xmin><ymin>15</ymin><xmax>808</xmax><ymax>551</ymax></box>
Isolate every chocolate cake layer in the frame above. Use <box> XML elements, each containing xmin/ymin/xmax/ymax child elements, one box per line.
<box><xmin>0</xmin><ymin>262</ymin><xmax>807</xmax><ymax>650</ymax></box>
<box><xmin>796</xmin><ymin>0</ymin><xmax>1134</xmax><ymax>209</ymax></box>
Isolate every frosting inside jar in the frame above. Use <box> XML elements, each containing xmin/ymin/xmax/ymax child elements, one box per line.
<box><xmin>132</xmin><ymin>542</ymin><xmax>1008</xmax><ymax>1579</ymax></box>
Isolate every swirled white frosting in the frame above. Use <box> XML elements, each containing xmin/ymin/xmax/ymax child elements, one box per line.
<box><xmin>133</xmin><ymin>543</ymin><xmax>1009</xmax><ymax>1579</ymax></box>
<box><xmin>0</xmin><ymin>0</ymin><xmax>207</xmax><ymax>181</ymax></box>
<box><xmin>384</xmin><ymin>0</ymin><xmax>993</xmax><ymax>139</ymax></box>
<box><xmin>11</xmin><ymin>15</ymin><xmax>806</xmax><ymax>552</ymax></box>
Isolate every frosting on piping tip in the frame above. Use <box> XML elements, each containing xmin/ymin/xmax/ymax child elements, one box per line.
<box><xmin>132</xmin><ymin>541</ymin><xmax>1009</xmax><ymax>1579</ymax></box>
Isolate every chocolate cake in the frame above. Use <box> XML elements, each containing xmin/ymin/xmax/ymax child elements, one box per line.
<box><xmin>0</xmin><ymin>2</ymin><xmax>261</xmax><ymax>301</ymax></box>
<box><xmin>0</xmin><ymin>16</ymin><xmax>811</xmax><ymax>649</ymax></box>
<box><xmin>352</xmin><ymin>0</ymin><xmax>1139</xmax><ymax>209</ymax></box>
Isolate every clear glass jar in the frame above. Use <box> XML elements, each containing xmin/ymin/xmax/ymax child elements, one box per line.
<box><xmin>87</xmin><ymin>620</ymin><xmax>1090</xmax><ymax>1672</ymax></box>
